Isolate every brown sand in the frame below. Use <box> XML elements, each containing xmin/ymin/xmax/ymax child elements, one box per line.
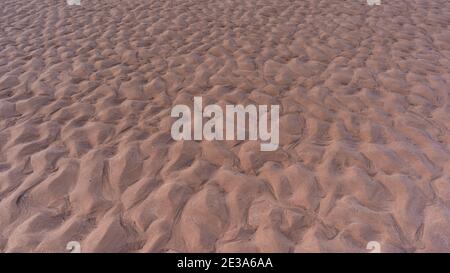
<box><xmin>0</xmin><ymin>0</ymin><xmax>449</xmax><ymax>252</ymax></box>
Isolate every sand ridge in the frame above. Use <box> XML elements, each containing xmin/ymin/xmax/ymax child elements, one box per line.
<box><xmin>0</xmin><ymin>0</ymin><xmax>449</xmax><ymax>252</ymax></box>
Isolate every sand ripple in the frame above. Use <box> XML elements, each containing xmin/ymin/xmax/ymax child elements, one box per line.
<box><xmin>0</xmin><ymin>0</ymin><xmax>449</xmax><ymax>252</ymax></box>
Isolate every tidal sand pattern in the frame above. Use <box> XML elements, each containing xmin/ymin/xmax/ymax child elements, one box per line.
<box><xmin>0</xmin><ymin>0</ymin><xmax>449</xmax><ymax>252</ymax></box>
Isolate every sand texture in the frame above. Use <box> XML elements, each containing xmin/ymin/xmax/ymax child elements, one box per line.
<box><xmin>0</xmin><ymin>0</ymin><xmax>449</xmax><ymax>252</ymax></box>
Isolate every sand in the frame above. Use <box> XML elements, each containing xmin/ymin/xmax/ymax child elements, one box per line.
<box><xmin>0</xmin><ymin>0</ymin><xmax>449</xmax><ymax>253</ymax></box>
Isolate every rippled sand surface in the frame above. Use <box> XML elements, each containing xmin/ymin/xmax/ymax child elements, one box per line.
<box><xmin>0</xmin><ymin>0</ymin><xmax>449</xmax><ymax>252</ymax></box>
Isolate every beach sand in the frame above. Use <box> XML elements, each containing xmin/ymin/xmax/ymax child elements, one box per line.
<box><xmin>0</xmin><ymin>0</ymin><xmax>449</xmax><ymax>252</ymax></box>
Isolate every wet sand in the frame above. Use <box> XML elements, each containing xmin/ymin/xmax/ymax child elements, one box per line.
<box><xmin>0</xmin><ymin>0</ymin><xmax>449</xmax><ymax>252</ymax></box>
